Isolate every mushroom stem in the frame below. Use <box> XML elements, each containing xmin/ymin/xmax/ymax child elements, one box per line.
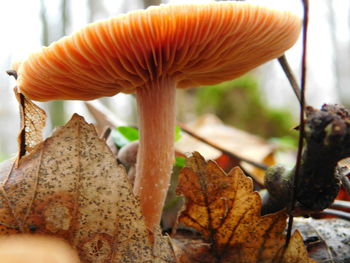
<box><xmin>134</xmin><ymin>77</ymin><xmax>176</xmax><ymax>233</ymax></box>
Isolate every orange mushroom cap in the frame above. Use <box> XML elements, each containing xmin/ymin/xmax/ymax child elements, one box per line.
<box><xmin>17</xmin><ymin>2</ymin><xmax>301</xmax><ymax>101</ymax></box>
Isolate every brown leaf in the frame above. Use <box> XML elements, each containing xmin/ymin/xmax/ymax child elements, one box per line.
<box><xmin>175</xmin><ymin>114</ymin><xmax>275</xmax><ymax>183</ymax></box>
<box><xmin>175</xmin><ymin>114</ymin><xmax>275</xmax><ymax>164</ymax></box>
<box><xmin>14</xmin><ymin>88</ymin><xmax>46</xmax><ymax>160</ymax></box>
<box><xmin>84</xmin><ymin>101</ymin><xmax>126</xmax><ymax>134</ymax></box>
<box><xmin>0</xmin><ymin>114</ymin><xmax>175</xmax><ymax>263</ymax></box>
<box><xmin>278</xmin><ymin>231</ymin><xmax>316</xmax><ymax>263</ymax></box>
<box><xmin>172</xmin><ymin>237</ymin><xmax>215</xmax><ymax>263</ymax></box>
<box><xmin>0</xmin><ymin>158</ymin><xmax>19</xmax><ymax>235</ymax></box>
<box><xmin>175</xmin><ymin>152</ymin><xmax>316</xmax><ymax>263</ymax></box>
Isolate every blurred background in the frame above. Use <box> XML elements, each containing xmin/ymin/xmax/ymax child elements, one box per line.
<box><xmin>0</xmin><ymin>0</ymin><xmax>350</xmax><ymax>160</ymax></box>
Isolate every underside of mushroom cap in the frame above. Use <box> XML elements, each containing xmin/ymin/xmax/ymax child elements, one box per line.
<box><xmin>17</xmin><ymin>2</ymin><xmax>301</xmax><ymax>101</ymax></box>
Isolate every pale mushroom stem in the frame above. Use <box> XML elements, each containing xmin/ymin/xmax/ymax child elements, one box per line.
<box><xmin>134</xmin><ymin>77</ymin><xmax>176</xmax><ymax>233</ymax></box>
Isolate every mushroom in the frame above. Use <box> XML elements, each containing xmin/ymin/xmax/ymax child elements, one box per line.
<box><xmin>15</xmin><ymin>2</ymin><xmax>301</xmax><ymax>234</ymax></box>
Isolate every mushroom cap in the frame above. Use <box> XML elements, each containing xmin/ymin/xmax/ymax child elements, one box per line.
<box><xmin>17</xmin><ymin>2</ymin><xmax>301</xmax><ymax>101</ymax></box>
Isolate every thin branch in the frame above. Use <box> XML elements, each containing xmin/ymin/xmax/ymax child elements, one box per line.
<box><xmin>278</xmin><ymin>55</ymin><xmax>301</xmax><ymax>103</ymax></box>
<box><xmin>100</xmin><ymin>127</ymin><xmax>112</xmax><ymax>140</ymax></box>
<box><xmin>317</xmin><ymin>209</ymin><xmax>350</xmax><ymax>221</ymax></box>
<box><xmin>331</xmin><ymin>200</ymin><xmax>350</xmax><ymax>210</ymax></box>
<box><xmin>286</xmin><ymin>0</ymin><xmax>309</xmax><ymax>246</ymax></box>
<box><xmin>177</xmin><ymin>122</ymin><xmax>268</xmax><ymax>170</ymax></box>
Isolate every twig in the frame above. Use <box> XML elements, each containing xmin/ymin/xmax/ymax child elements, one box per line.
<box><xmin>278</xmin><ymin>55</ymin><xmax>301</xmax><ymax>103</ymax></box>
<box><xmin>100</xmin><ymin>127</ymin><xmax>112</xmax><ymax>140</ymax></box>
<box><xmin>317</xmin><ymin>209</ymin><xmax>350</xmax><ymax>221</ymax></box>
<box><xmin>177</xmin><ymin>122</ymin><xmax>268</xmax><ymax>170</ymax></box>
<box><xmin>286</xmin><ymin>0</ymin><xmax>309</xmax><ymax>246</ymax></box>
<box><xmin>331</xmin><ymin>200</ymin><xmax>350</xmax><ymax>210</ymax></box>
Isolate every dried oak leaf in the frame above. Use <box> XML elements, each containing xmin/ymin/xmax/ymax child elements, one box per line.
<box><xmin>0</xmin><ymin>114</ymin><xmax>175</xmax><ymax>263</ymax></box>
<box><xmin>14</xmin><ymin>88</ymin><xmax>46</xmax><ymax>158</ymax></box>
<box><xmin>278</xmin><ymin>230</ymin><xmax>316</xmax><ymax>263</ymax></box>
<box><xmin>175</xmin><ymin>152</ymin><xmax>315</xmax><ymax>263</ymax></box>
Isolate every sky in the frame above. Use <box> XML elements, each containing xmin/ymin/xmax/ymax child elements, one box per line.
<box><xmin>0</xmin><ymin>0</ymin><xmax>349</xmax><ymax>157</ymax></box>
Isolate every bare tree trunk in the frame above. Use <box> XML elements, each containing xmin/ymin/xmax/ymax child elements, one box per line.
<box><xmin>48</xmin><ymin>0</ymin><xmax>68</xmax><ymax>127</ymax></box>
<box><xmin>143</xmin><ymin>0</ymin><xmax>161</xmax><ymax>8</ymax></box>
<box><xmin>87</xmin><ymin>0</ymin><xmax>107</xmax><ymax>22</ymax></box>
<box><xmin>40</xmin><ymin>0</ymin><xmax>49</xmax><ymax>46</ymax></box>
<box><xmin>40</xmin><ymin>0</ymin><xmax>68</xmax><ymax>127</ymax></box>
<box><xmin>327</xmin><ymin>0</ymin><xmax>342</xmax><ymax>103</ymax></box>
<box><xmin>61</xmin><ymin>0</ymin><xmax>68</xmax><ymax>35</ymax></box>
<box><xmin>88</xmin><ymin>0</ymin><xmax>96</xmax><ymax>22</ymax></box>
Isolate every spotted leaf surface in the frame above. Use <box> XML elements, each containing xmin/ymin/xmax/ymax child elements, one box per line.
<box><xmin>0</xmin><ymin>114</ymin><xmax>175</xmax><ymax>263</ymax></box>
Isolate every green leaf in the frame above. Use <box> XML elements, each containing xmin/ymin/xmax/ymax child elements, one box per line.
<box><xmin>175</xmin><ymin>125</ymin><xmax>182</xmax><ymax>142</ymax></box>
<box><xmin>174</xmin><ymin>156</ymin><xmax>186</xmax><ymax>167</ymax></box>
<box><xmin>112</xmin><ymin>125</ymin><xmax>182</xmax><ymax>148</ymax></box>
<box><xmin>117</xmin><ymin>126</ymin><xmax>139</xmax><ymax>141</ymax></box>
<box><xmin>112</xmin><ymin>126</ymin><xmax>139</xmax><ymax>147</ymax></box>
<box><xmin>269</xmin><ymin>136</ymin><xmax>297</xmax><ymax>150</ymax></box>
